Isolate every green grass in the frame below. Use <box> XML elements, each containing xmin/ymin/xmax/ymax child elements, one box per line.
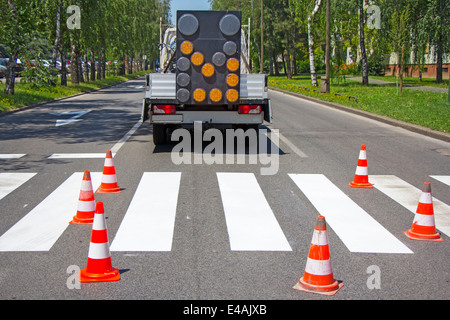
<box><xmin>0</xmin><ymin>70</ymin><xmax>149</xmax><ymax>113</ymax></box>
<box><xmin>367</xmin><ymin>75</ymin><xmax>449</xmax><ymax>88</ymax></box>
<box><xmin>269</xmin><ymin>75</ymin><xmax>450</xmax><ymax>133</ymax></box>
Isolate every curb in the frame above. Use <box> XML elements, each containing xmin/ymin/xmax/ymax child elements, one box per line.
<box><xmin>0</xmin><ymin>75</ymin><xmax>146</xmax><ymax>118</ymax></box>
<box><xmin>269</xmin><ymin>86</ymin><xmax>450</xmax><ymax>143</ymax></box>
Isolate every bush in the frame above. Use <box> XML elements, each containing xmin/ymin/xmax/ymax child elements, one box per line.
<box><xmin>358</xmin><ymin>54</ymin><xmax>385</xmax><ymax>76</ymax></box>
<box><xmin>21</xmin><ymin>60</ymin><xmax>58</xmax><ymax>89</ymax></box>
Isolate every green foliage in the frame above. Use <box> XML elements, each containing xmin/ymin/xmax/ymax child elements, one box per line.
<box><xmin>21</xmin><ymin>60</ymin><xmax>59</xmax><ymax>89</ymax></box>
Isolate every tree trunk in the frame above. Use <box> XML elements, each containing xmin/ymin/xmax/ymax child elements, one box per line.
<box><xmin>90</xmin><ymin>49</ymin><xmax>96</xmax><ymax>81</ymax></box>
<box><xmin>78</xmin><ymin>53</ymin><xmax>84</xmax><ymax>83</ymax></box>
<box><xmin>97</xmin><ymin>51</ymin><xmax>102</xmax><ymax>80</ymax></box>
<box><xmin>83</xmin><ymin>54</ymin><xmax>89</xmax><ymax>82</ymax></box>
<box><xmin>436</xmin><ymin>33</ymin><xmax>443</xmax><ymax>84</ymax></box>
<box><xmin>325</xmin><ymin>0</ymin><xmax>331</xmax><ymax>93</ymax></box>
<box><xmin>4</xmin><ymin>0</ymin><xmax>17</xmax><ymax>95</ymax></box>
<box><xmin>119</xmin><ymin>54</ymin><xmax>125</xmax><ymax>76</ymax></box>
<box><xmin>70</xmin><ymin>41</ymin><xmax>80</xmax><ymax>84</ymax></box>
<box><xmin>308</xmin><ymin>18</ymin><xmax>318</xmax><ymax>86</ymax></box>
<box><xmin>60</xmin><ymin>49</ymin><xmax>67</xmax><ymax>86</ymax></box>
<box><xmin>273</xmin><ymin>52</ymin><xmax>279</xmax><ymax>76</ymax></box>
<box><xmin>435</xmin><ymin>0</ymin><xmax>445</xmax><ymax>84</ymax></box>
<box><xmin>285</xmin><ymin>33</ymin><xmax>292</xmax><ymax>79</ymax></box>
<box><xmin>101</xmin><ymin>49</ymin><xmax>106</xmax><ymax>79</ymax></box>
<box><xmin>358</xmin><ymin>0</ymin><xmax>369</xmax><ymax>86</ymax></box>
<box><xmin>400</xmin><ymin>45</ymin><xmax>405</xmax><ymax>93</ymax></box>
<box><xmin>4</xmin><ymin>52</ymin><xmax>18</xmax><ymax>95</ymax></box>
<box><xmin>307</xmin><ymin>0</ymin><xmax>322</xmax><ymax>87</ymax></box>
<box><xmin>59</xmin><ymin>20</ymin><xmax>67</xmax><ymax>86</ymax></box>
<box><xmin>51</xmin><ymin>3</ymin><xmax>61</xmax><ymax>69</ymax></box>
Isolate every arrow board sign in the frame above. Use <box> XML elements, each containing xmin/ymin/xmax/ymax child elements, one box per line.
<box><xmin>49</xmin><ymin>110</ymin><xmax>92</xmax><ymax>126</ymax></box>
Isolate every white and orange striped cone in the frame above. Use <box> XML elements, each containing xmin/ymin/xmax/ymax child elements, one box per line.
<box><xmin>294</xmin><ymin>216</ymin><xmax>343</xmax><ymax>296</ymax></box>
<box><xmin>404</xmin><ymin>182</ymin><xmax>443</xmax><ymax>242</ymax></box>
<box><xmin>349</xmin><ymin>144</ymin><xmax>373</xmax><ymax>189</ymax></box>
<box><xmin>70</xmin><ymin>170</ymin><xmax>96</xmax><ymax>224</ymax></box>
<box><xmin>79</xmin><ymin>202</ymin><xmax>121</xmax><ymax>283</ymax></box>
<box><xmin>96</xmin><ymin>150</ymin><xmax>121</xmax><ymax>193</ymax></box>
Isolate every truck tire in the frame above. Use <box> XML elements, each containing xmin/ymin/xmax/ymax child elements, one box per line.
<box><xmin>153</xmin><ymin>124</ymin><xmax>167</xmax><ymax>145</ymax></box>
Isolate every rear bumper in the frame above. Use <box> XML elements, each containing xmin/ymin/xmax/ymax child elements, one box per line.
<box><xmin>151</xmin><ymin>111</ymin><xmax>264</xmax><ymax>125</ymax></box>
<box><xmin>142</xmin><ymin>99</ymin><xmax>272</xmax><ymax>125</ymax></box>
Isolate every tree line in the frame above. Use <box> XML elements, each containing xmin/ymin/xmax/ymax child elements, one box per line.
<box><xmin>1</xmin><ymin>0</ymin><xmax>170</xmax><ymax>95</ymax></box>
<box><xmin>209</xmin><ymin>0</ymin><xmax>449</xmax><ymax>90</ymax></box>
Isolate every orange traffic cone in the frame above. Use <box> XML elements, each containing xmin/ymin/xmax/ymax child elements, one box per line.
<box><xmin>349</xmin><ymin>144</ymin><xmax>373</xmax><ymax>189</ymax></box>
<box><xmin>404</xmin><ymin>182</ymin><xmax>443</xmax><ymax>242</ymax></box>
<box><xmin>79</xmin><ymin>202</ymin><xmax>121</xmax><ymax>283</ymax></box>
<box><xmin>70</xmin><ymin>170</ymin><xmax>96</xmax><ymax>224</ymax></box>
<box><xmin>97</xmin><ymin>150</ymin><xmax>121</xmax><ymax>193</ymax></box>
<box><xmin>294</xmin><ymin>216</ymin><xmax>343</xmax><ymax>296</ymax></box>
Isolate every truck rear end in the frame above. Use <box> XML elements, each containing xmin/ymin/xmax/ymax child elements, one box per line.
<box><xmin>142</xmin><ymin>10</ymin><xmax>271</xmax><ymax>145</ymax></box>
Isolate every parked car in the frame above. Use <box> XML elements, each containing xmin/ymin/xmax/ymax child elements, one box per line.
<box><xmin>0</xmin><ymin>58</ymin><xmax>23</xmax><ymax>77</ymax></box>
<box><xmin>39</xmin><ymin>59</ymin><xmax>51</xmax><ymax>68</ymax></box>
<box><xmin>0</xmin><ymin>64</ymin><xmax>6</xmax><ymax>78</ymax></box>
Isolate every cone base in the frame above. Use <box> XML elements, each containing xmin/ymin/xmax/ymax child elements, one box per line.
<box><xmin>96</xmin><ymin>186</ymin><xmax>121</xmax><ymax>194</ymax></box>
<box><xmin>349</xmin><ymin>181</ymin><xmax>373</xmax><ymax>189</ymax></box>
<box><xmin>404</xmin><ymin>230</ymin><xmax>443</xmax><ymax>242</ymax></box>
<box><xmin>79</xmin><ymin>267</ymin><xmax>121</xmax><ymax>283</ymax></box>
<box><xmin>69</xmin><ymin>215</ymin><xmax>94</xmax><ymax>225</ymax></box>
<box><xmin>294</xmin><ymin>277</ymin><xmax>343</xmax><ymax>296</ymax></box>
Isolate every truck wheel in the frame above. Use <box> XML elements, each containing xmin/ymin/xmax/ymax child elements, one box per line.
<box><xmin>153</xmin><ymin>124</ymin><xmax>167</xmax><ymax>145</ymax></box>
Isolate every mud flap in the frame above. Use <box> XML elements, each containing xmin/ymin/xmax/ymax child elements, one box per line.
<box><xmin>141</xmin><ymin>99</ymin><xmax>150</xmax><ymax>122</ymax></box>
<box><xmin>262</xmin><ymin>99</ymin><xmax>272</xmax><ymax>124</ymax></box>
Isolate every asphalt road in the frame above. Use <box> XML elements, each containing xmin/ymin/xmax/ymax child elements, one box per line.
<box><xmin>0</xmin><ymin>77</ymin><xmax>449</xmax><ymax>305</ymax></box>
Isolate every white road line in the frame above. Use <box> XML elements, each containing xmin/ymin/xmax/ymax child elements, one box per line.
<box><xmin>217</xmin><ymin>172</ymin><xmax>292</xmax><ymax>251</ymax></box>
<box><xmin>48</xmin><ymin>153</ymin><xmax>113</xmax><ymax>159</ymax></box>
<box><xmin>110</xmin><ymin>172</ymin><xmax>181</xmax><ymax>252</ymax></box>
<box><xmin>289</xmin><ymin>174</ymin><xmax>413</xmax><ymax>254</ymax></box>
<box><xmin>0</xmin><ymin>172</ymin><xmax>102</xmax><ymax>252</ymax></box>
<box><xmin>0</xmin><ymin>173</ymin><xmax>37</xmax><ymax>201</ymax></box>
<box><xmin>272</xmin><ymin>131</ymin><xmax>308</xmax><ymax>158</ymax></box>
<box><xmin>110</xmin><ymin>120</ymin><xmax>142</xmax><ymax>154</ymax></box>
<box><xmin>0</xmin><ymin>154</ymin><xmax>26</xmax><ymax>159</ymax></box>
<box><xmin>47</xmin><ymin>120</ymin><xmax>142</xmax><ymax>159</ymax></box>
<box><xmin>370</xmin><ymin>175</ymin><xmax>450</xmax><ymax>238</ymax></box>
<box><xmin>430</xmin><ymin>175</ymin><xmax>450</xmax><ymax>187</ymax></box>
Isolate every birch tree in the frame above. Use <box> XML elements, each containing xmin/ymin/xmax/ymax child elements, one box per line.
<box><xmin>307</xmin><ymin>0</ymin><xmax>322</xmax><ymax>86</ymax></box>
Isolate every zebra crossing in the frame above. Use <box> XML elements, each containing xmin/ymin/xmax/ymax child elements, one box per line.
<box><xmin>0</xmin><ymin>171</ymin><xmax>449</xmax><ymax>253</ymax></box>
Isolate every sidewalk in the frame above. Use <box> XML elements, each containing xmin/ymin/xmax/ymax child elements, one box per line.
<box><xmin>347</xmin><ymin>76</ymin><xmax>448</xmax><ymax>93</ymax></box>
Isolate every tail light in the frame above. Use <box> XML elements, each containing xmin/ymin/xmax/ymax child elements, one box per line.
<box><xmin>238</xmin><ymin>105</ymin><xmax>261</xmax><ymax>114</ymax></box>
<box><xmin>152</xmin><ymin>105</ymin><xmax>176</xmax><ymax>114</ymax></box>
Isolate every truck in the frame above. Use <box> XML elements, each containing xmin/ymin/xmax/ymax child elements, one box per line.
<box><xmin>142</xmin><ymin>10</ymin><xmax>272</xmax><ymax>145</ymax></box>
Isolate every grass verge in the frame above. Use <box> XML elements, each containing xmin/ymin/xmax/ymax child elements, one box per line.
<box><xmin>0</xmin><ymin>70</ymin><xmax>149</xmax><ymax>113</ymax></box>
<box><xmin>269</xmin><ymin>75</ymin><xmax>449</xmax><ymax>133</ymax></box>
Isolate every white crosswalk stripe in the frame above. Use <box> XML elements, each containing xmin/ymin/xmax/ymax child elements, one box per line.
<box><xmin>217</xmin><ymin>172</ymin><xmax>292</xmax><ymax>251</ymax></box>
<box><xmin>430</xmin><ymin>175</ymin><xmax>450</xmax><ymax>187</ymax></box>
<box><xmin>0</xmin><ymin>172</ymin><xmax>448</xmax><ymax>253</ymax></box>
<box><xmin>370</xmin><ymin>175</ymin><xmax>450</xmax><ymax>238</ymax></box>
<box><xmin>0</xmin><ymin>172</ymin><xmax>102</xmax><ymax>251</ymax></box>
<box><xmin>0</xmin><ymin>173</ymin><xmax>36</xmax><ymax>201</ymax></box>
<box><xmin>110</xmin><ymin>172</ymin><xmax>181</xmax><ymax>252</ymax></box>
<box><xmin>0</xmin><ymin>154</ymin><xmax>26</xmax><ymax>159</ymax></box>
<box><xmin>289</xmin><ymin>174</ymin><xmax>413</xmax><ymax>254</ymax></box>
